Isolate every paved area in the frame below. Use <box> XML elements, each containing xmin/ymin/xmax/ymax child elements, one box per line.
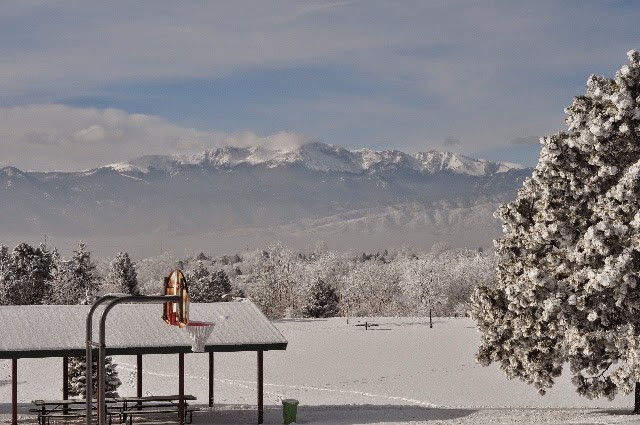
<box><xmin>5</xmin><ymin>405</ymin><xmax>640</xmax><ymax>425</ymax></box>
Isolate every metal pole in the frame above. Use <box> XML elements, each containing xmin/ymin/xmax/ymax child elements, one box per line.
<box><xmin>63</xmin><ymin>357</ymin><xmax>69</xmax><ymax>414</ymax></box>
<box><xmin>208</xmin><ymin>352</ymin><xmax>214</xmax><ymax>407</ymax></box>
<box><xmin>96</xmin><ymin>295</ymin><xmax>181</xmax><ymax>425</ymax></box>
<box><xmin>137</xmin><ymin>355</ymin><xmax>143</xmax><ymax>410</ymax></box>
<box><xmin>257</xmin><ymin>351</ymin><xmax>263</xmax><ymax>424</ymax></box>
<box><xmin>98</xmin><ymin>339</ymin><xmax>106</xmax><ymax>425</ymax></box>
<box><xmin>96</xmin><ymin>364</ymin><xmax>100</xmax><ymax>411</ymax></box>
<box><xmin>86</xmin><ymin>294</ymin><xmax>126</xmax><ymax>425</ymax></box>
<box><xmin>179</xmin><ymin>353</ymin><xmax>185</xmax><ymax>425</ymax></box>
<box><xmin>12</xmin><ymin>358</ymin><xmax>17</xmax><ymax>425</ymax></box>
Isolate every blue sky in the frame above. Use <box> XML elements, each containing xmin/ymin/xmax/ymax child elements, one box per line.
<box><xmin>1</xmin><ymin>0</ymin><xmax>639</xmax><ymax>170</ymax></box>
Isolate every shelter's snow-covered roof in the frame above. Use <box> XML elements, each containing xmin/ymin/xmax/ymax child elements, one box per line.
<box><xmin>0</xmin><ymin>301</ymin><xmax>287</xmax><ymax>358</ymax></box>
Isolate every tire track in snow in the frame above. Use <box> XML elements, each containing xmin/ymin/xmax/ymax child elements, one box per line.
<box><xmin>117</xmin><ymin>361</ymin><xmax>440</xmax><ymax>408</ymax></box>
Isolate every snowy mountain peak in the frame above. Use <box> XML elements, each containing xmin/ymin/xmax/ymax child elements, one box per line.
<box><xmin>105</xmin><ymin>142</ymin><xmax>527</xmax><ymax>176</ymax></box>
<box><xmin>0</xmin><ymin>166</ymin><xmax>29</xmax><ymax>179</ymax></box>
<box><xmin>414</xmin><ymin>151</ymin><xmax>527</xmax><ymax>176</ymax></box>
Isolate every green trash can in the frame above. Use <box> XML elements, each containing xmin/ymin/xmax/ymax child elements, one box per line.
<box><xmin>282</xmin><ymin>399</ymin><xmax>299</xmax><ymax>424</ymax></box>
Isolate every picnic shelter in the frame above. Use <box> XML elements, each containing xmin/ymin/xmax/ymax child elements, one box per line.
<box><xmin>0</xmin><ymin>301</ymin><xmax>288</xmax><ymax>425</ymax></box>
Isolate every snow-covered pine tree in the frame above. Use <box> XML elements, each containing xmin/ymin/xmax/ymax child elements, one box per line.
<box><xmin>69</xmin><ymin>242</ymin><xmax>99</xmax><ymax>305</ymax></box>
<box><xmin>59</xmin><ymin>242</ymin><xmax>121</xmax><ymax>397</ymax></box>
<box><xmin>1</xmin><ymin>242</ymin><xmax>53</xmax><ymax>305</ymax></box>
<box><xmin>104</xmin><ymin>252</ymin><xmax>140</xmax><ymax>295</ymax></box>
<box><xmin>68</xmin><ymin>356</ymin><xmax>121</xmax><ymax>398</ymax></box>
<box><xmin>211</xmin><ymin>268</ymin><xmax>232</xmax><ymax>299</ymax></box>
<box><xmin>471</xmin><ymin>51</ymin><xmax>640</xmax><ymax>409</ymax></box>
<box><xmin>0</xmin><ymin>244</ymin><xmax>9</xmax><ymax>304</ymax></box>
<box><xmin>188</xmin><ymin>261</ymin><xmax>210</xmax><ymax>302</ymax></box>
<box><xmin>46</xmin><ymin>252</ymin><xmax>77</xmax><ymax>305</ymax></box>
<box><xmin>302</xmin><ymin>278</ymin><xmax>339</xmax><ymax>318</ymax></box>
<box><xmin>188</xmin><ymin>261</ymin><xmax>231</xmax><ymax>302</ymax></box>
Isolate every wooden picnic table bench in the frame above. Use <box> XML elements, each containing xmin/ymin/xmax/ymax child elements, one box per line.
<box><xmin>31</xmin><ymin>398</ymin><xmax>120</xmax><ymax>425</ymax></box>
<box><xmin>33</xmin><ymin>395</ymin><xmax>196</xmax><ymax>425</ymax></box>
<box><xmin>115</xmin><ymin>395</ymin><xmax>197</xmax><ymax>425</ymax></box>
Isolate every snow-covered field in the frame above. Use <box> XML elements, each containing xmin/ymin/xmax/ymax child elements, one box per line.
<box><xmin>2</xmin><ymin>317</ymin><xmax>640</xmax><ymax>424</ymax></box>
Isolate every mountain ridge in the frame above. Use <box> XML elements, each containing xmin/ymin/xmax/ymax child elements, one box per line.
<box><xmin>0</xmin><ymin>142</ymin><xmax>532</xmax><ymax>257</ymax></box>
<box><xmin>101</xmin><ymin>142</ymin><xmax>526</xmax><ymax>177</ymax></box>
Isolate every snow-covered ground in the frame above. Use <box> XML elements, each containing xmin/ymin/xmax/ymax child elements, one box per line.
<box><xmin>2</xmin><ymin>317</ymin><xmax>640</xmax><ymax>424</ymax></box>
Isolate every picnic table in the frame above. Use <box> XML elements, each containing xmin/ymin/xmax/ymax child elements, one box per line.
<box><xmin>32</xmin><ymin>395</ymin><xmax>196</xmax><ymax>425</ymax></box>
<box><xmin>355</xmin><ymin>321</ymin><xmax>379</xmax><ymax>330</ymax></box>
<box><xmin>31</xmin><ymin>398</ymin><xmax>119</xmax><ymax>425</ymax></box>
<box><xmin>115</xmin><ymin>395</ymin><xmax>197</xmax><ymax>425</ymax></box>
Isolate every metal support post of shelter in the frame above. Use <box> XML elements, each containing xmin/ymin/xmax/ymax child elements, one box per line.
<box><xmin>257</xmin><ymin>351</ymin><xmax>264</xmax><ymax>424</ymax></box>
<box><xmin>63</xmin><ymin>357</ymin><xmax>69</xmax><ymax>414</ymax></box>
<box><xmin>209</xmin><ymin>351</ymin><xmax>214</xmax><ymax>407</ymax></box>
<box><xmin>12</xmin><ymin>359</ymin><xmax>17</xmax><ymax>425</ymax></box>
<box><xmin>137</xmin><ymin>354</ymin><xmax>143</xmax><ymax>402</ymax></box>
<box><xmin>179</xmin><ymin>353</ymin><xmax>185</xmax><ymax>425</ymax></box>
<box><xmin>85</xmin><ymin>294</ymin><xmax>181</xmax><ymax>425</ymax></box>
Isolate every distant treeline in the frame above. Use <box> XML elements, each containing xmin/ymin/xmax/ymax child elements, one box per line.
<box><xmin>0</xmin><ymin>241</ymin><xmax>495</xmax><ymax>319</ymax></box>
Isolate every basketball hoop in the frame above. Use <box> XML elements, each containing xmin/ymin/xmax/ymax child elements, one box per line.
<box><xmin>162</xmin><ymin>269</ymin><xmax>189</xmax><ymax>327</ymax></box>
<box><xmin>184</xmin><ymin>321</ymin><xmax>215</xmax><ymax>352</ymax></box>
<box><xmin>162</xmin><ymin>269</ymin><xmax>216</xmax><ymax>352</ymax></box>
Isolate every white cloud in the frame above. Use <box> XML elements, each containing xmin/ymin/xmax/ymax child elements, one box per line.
<box><xmin>0</xmin><ymin>105</ymin><xmax>227</xmax><ymax>171</ymax></box>
<box><xmin>0</xmin><ymin>104</ymin><xmax>317</xmax><ymax>171</ymax></box>
<box><xmin>223</xmin><ymin>131</ymin><xmax>312</xmax><ymax>150</ymax></box>
<box><xmin>73</xmin><ymin>125</ymin><xmax>107</xmax><ymax>144</ymax></box>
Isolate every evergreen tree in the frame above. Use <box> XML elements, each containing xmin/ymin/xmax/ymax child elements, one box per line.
<box><xmin>0</xmin><ymin>244</ymin><xmax>9</xmax><ymax>304</ymax></box>
<box><xmin>471</xmin><ymin>51</ymin><xmax>640</xmax><ymax>407</ymax></box>
<box><xmin>212</xmin><ymin>268</ymin><xmax>231</xmax><ymax>293</ymax></box>
<box><xmin>58</xmin><ymin>242</ymin><xmax>121</xmax><ymax>397</ymax></box>
<box><xmin>1</xmin><ymin>242</ymin><xmax>53</xmax><ymax>305</ymax></box>
<box><xmin>187</xmin><ymin>261</ymin><xmax>210</xmax><ymax>302</ymax></box>
<box><xmin>69</xmin><ymin>242</ymin><xmax>98</xmax><ymax>304</ymax></box>
<box><xmin>302</xmin><ymin>278</ymin><xmax>339</xmax><ymax>318</ymax></box>
<box><xmin>188</xmin><ymin>262</ymin><xmax>230</xmax><ymax>302</ymax></box>
<box><xmin>46</xmin><ymin>251</ymin><xmax>76</xmax><ymax>305</ymax></box>
<box><xmin>68</xmin><ymin>356</ymin><xmax>121</xmax><ymax>398</ymax></box>
<box><xmin>104</xmin><ymin>252</ymin><xmax>140</xmax><ymax>295</ymax></box>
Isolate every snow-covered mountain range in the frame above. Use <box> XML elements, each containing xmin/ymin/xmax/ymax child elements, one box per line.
<box><xmin>0</xmin><ymin>142</ymin><xmax>531</xmax><ymax>256</ymax></box>
<box><xmin>108</xmin><ymin>142</ymin><xmax>525</xmax><ymax>176</ymax></box>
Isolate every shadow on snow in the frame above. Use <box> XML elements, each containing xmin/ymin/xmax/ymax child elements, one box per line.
<box><xmin>190</xmin><ymin>404</ymin><xmax>476</xmax><ymax>424</ymax></box>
